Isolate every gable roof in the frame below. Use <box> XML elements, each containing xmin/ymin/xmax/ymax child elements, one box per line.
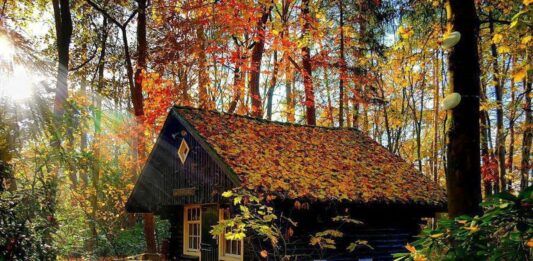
<box><xmin>173</xmin><ymin>106</ymin><xmax>447</xmax><ymax>208</ymax></box>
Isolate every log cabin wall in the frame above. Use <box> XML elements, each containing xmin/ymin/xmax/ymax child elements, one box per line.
<box><xmin>242</xmin><ymin>202</ymin><xmax>424</xmax><ymax>260</ymax></box>
<box><xmin>131</xmin><ymin>112</ymin><xmax>236</xmax><ymax>213</ymax></box>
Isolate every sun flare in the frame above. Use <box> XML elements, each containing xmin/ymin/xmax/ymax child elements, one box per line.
<box><xmin>0</xmin><ymin>34</ymin><xmax>35</xmax><ymax>101</ymax></box>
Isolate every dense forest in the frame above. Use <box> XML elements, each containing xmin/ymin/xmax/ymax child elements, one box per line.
<box><xmin>0</xmin><ymin>0</ymin><xmax>531</xmax><ymax>259</ymax></box>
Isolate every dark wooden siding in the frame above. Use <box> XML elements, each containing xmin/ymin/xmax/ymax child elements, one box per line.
<box><xmin>243</xmin><ymin>203</ymin><xmax>423</xmax><ymax>261</ymax></box>
<box><xmin>166</xmin><ymin>206</ymin><xmax>184</xmax><ymax>259</ymax></box>
<box><xmin>127</xmin><ymin>112</ymin><xmax>236</xmax><ymax>213</ymax></box>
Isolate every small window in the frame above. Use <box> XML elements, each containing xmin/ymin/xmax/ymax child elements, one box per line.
<box><xmin>183</xmin><ymin>205</ymin><xmax>201</xmax><ymax>256</ymax></box>
<box><xmin>219</xmin><ymin>208</ymin><xmax>244</xmax><ymax>261</ymax></box>
<box><xmin>178</xmin><ymin>139</ymin><xmax>190</xmax><ymax>164</ymax></box>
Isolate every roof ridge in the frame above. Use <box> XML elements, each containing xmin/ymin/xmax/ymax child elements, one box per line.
<box><xmin>172</xmin><ymin>105</ymin><xmax>363</xmax><ymax>132</ymax></box>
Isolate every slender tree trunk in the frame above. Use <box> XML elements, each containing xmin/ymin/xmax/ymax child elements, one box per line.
<box><xmin>324</xmin><ymin>67</ymin><xmax>334</xmax><ymax>126</ymax></box>
<box><xmin>338</xmin><ymin>0</ymin><xmax>346</xmax><ymax>127</ymax></box>
<box><xmin>285</xmin><ymin>57</ymin><xmax>295</xmax><ymax>123</ymax></box>
<box><xmin>178</xmin><ymin>67</ymin><xmax>190</xmax><ymax>105</ymax></box>
<box><xmin>301</xmin><ymin>0</ymin><xmax>316</xmax><ymax>125</ymax></box>
<box><xmin>266</xmin><ymin>51</ymin><xmax>279</xmax><ymax>120</ymax></box>
<box><xmin>379</xmin><ymin>74</ymin><xmax>393</xmax><ymax>151</ymax></box>
<box><xmin>506</xmin><ymin>77</ymin><xmax>516</xmax><ymax>191</ymax></box>
<box><xmin>88</xmin><ymin>17</ymin><xmax>107</xmax><ymax>254</ymax></box>
<box><xmin>228</xmin><ymin>47</ymin><xmax>243</xmax><ymax>114</ymax></box>
<box><xmin>363</xmin><ymin>104</ymin><xmax>369</xmax><ymax>133</ymax></box>
<box><xmin>197</xmin><ymin>24</ymin><xmax>210</xmax><ymax>109</ymax></box>
<box><xmin>479</xmin><ymin>37</ymin><xmax>493</xmax><ymax>197</ymax></box>
<box><xmin>80</xmin><ymin>52</ymin><xmax>88</xmax><ymax>187</ymax></box>
<box><xmin>50</xmin><ymin>1</ymin><xmax>72</xmax><ymax>258</ymax></box>
<box><xmin>135</xmin><ymin>0</ymin><xmax>157</xmax><ymax>253</ymax></box>
<box><xmin>248</xmin><ymin>6</ymin><xmax>270</xmax><ymax>118</ymax></box>
<box><xmin>445</xmin><ymin>0</ymin><xmax>483</xmax><ymax>217</ymax></box>
<box><xmin>521</xmin><ymin>80</ymin><xmax>532</xmax><ymax>190</ymax></box>
<box><xmin>489</xmin><ymin>14</ymin><xmax>506</xmax><ymax>193</ymax></box>
<box><xmin>52</xmin><ymin>0</ymin><xmax>73</xmax><ymax>117</ymax></box>
<box><xmin>480</xmin><ymin>96</ymin><xmax>493</xmax><ymax>196</ymax></box>
<box><xmin>432</xmin><ymin>50</ymin><xmax>440</xmax><ymax>182</ymax></box>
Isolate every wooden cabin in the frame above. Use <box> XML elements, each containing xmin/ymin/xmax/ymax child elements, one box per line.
<box><xmin>126</xmin><ymin>106</ymin><xmax>446</xmax><ymax>261</ymax></box>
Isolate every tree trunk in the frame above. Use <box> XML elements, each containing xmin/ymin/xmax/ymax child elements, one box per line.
<box><xmin>506</xmin><ymin>77</ymin><xmax>516</xmax><ymax>191</ymax></box>
<box><xmin>478</xmin><ymin>37</ymin><xmax>493</xmax><ymax>197</ymax></box>
<box><xmin>228</xmin><ymin>47</ymin><xmax>243</xmax><ymax>114</ymax></box>
<box><xmin>121</xmin><ymin>27</ymin><xmax>136</xmax><ymax>113</ymax></box>
<box><xmin>197</xmin><ymin>24</ymin><xmax>210</xmax><ymax>109</ymax></box>
<box><xmin>489</xmin><ymin>14</ymin><xmax>505</xmax><ymax>193</ymax></box>
<box><xmin>324</xmin><ymin>66</ymin><xmax>334</xmax><ymax>126</ymax></box>
<box><xmin>432</xmin><ymin>50</ymin><xmax>440</xmax><ymax>182</ymax></box>
<box><xmin>178</xmin><ymin>67</ymin><xmax>190</xmax><ymax>106</ymax></box>
<box><xmin>134</xmin><ymin>0</ymin><xmax>147</xmax><ymax>117</ymax></box>
<box><xmin>521</xmin><ymin>80</ymin><xmax>532</xmax><ymax>190</ymax></box>
<box><xmin>285</xmin><ymin>58</ymin><xmax>295</xmax><ymax>123</ymax></box>
<box><xmin>301</xmin><ymin>0</ymin><xmax>316</xmax><ymax>125</ymax></box>
<box><xmin>78</xmin><ymin>41</ymin><xmax>91</xmax><ymax>188</ymax></box>
<box><xmin>248</xmin><ymin>6</ymin><xmax>270</xmax><ymax>118</ymax></box>
<box><xmin>88</xmin><ymin>16</ymin><xmax>108</xmax><ymax>254</ymax></box>
<box><xmin>266</xmin><ymin>51</ymin><xmax>279</xmax><ymax>120</ymax></box>
<box><xmin>50</xmin><ymin>1</ymin><xmax>72</xmax><ymax>258</ymax></box>
<box><xmin>338</xmin><ymin>0</ymin><xmax>346</xmax><ymax>127</ymax></box>
<box><xmin>445</xmin><ymin>0</ymin><xmax>483</xmax><ymax>217</ymax></box>
<box><xmin>135</xmin><ymin>0</ymin><xmax>157</xmax><ymax>253</ymax></box>
<box><xmin>352</xmin><ymin>96</ymin><xmax>359</xmax><ymax>128</ymax></box>
<box><xmin>52</xmin><ymin>0</ymin><xmax>73</xmax><ymax>118</ymax></box>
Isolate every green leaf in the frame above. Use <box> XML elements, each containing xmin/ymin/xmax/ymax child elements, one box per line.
<box><xmin>221</xmin><ymin>191</ymin><xmax>233</xmax><ymax>198</ymax></box>
<box><xmin>494</xmin><ymin>192</ymin><xmax>517</xmax><ymax>202</ymax></box>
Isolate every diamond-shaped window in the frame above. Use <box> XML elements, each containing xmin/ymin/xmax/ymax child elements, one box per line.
<box><xmin>178</xmin><ymin>139</ymin><xmax>190</xmax><ymax>164</ymax></box>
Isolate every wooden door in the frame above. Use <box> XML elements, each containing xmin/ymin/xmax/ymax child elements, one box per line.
<box><xmin>200</xmin><ymin>204</ymin><xmax>219</xmax><ymax>261</ymax></box>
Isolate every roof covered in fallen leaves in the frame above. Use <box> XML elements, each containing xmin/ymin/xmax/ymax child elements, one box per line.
<box><xmin>174</xmin><ymin>106</ymin><xmax>446</xmax><ymax>208</ymax></box>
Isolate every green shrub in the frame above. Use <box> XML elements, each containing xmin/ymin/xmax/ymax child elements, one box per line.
<box><xmin>0</xmin><ymin>190</ymin><xmax>57</xmax><ymax>260</ymax></box>
<box><xmin>394</xmin><ymin>186</ymin><xmax>533</xmax><ymax>261</ymax></box>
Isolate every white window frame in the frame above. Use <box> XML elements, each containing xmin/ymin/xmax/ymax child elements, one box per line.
<box><xmin>183</xmin><ymin>205</ymin><xmax>201</xmax><ymax>256</ymax></box>
<box><xmin>218</xmin><ymin>208</ymin><xmax>244</xmax><ymax>261</ymax></box>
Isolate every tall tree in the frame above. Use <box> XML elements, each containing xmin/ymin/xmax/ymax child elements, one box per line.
<box><xmin>52</xmin><ymin>0</ymin><xmax>73</xmax><ymax>117</ymax></box>
<box><xmin>338</xmin><ymin>0</ymin><xmax>346</xmax><ymax>127</ymax></box>
<box><xmin>248</xmin><ymin>5</ymin><xmax>271</xmax><ymax>118</ymax></box>
<box><xmin>197</xmin><ymin>22</ymin><xmax>210</xmax><ymax>109</ymax></box>
<box><xmin>488</xmin><ymin>13</ymin><xmax>506</xmax><ymax>193</ymax></box>
<box><xmin>301</xmin><ymin>0</ymin><xmax>316</xmax><ymax>125</ymax></box>
<box><xmin>445</xmin><ymin>0</ymin><xmax>483</xmax><ymax>217</ymax></box>
<box><xmin>266</xmin><ymin>51</ymin><xmax>279</xmax><ymax>120</ymax></box>
<box><xmin>521</xmin><ymin>80</ymin><xmax>532</xmax><ymax>190</ymax></box>
<box><xmin>135</xmin><ymin>0</ymin><xmax>157</xmax><ymax>253</ymax></box>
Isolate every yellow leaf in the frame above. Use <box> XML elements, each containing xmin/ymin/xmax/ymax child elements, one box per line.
<box><xmin>513</xmin><ymin>67</ymin><xmax>527</xmax><ymax>82</ymax></box>
<box><xmin>492</xmin><ymin>33</ymin><xmax>503</xmax><ymax>44</ymax></box>
<box><xmin>522</xmin><ymin>36</ymin><xmax>532</xmax><ymax>45</ymax></box>
<box><xmin>406</xmin><ymin>243</ymin><xmax>417</xmax><ymax>253</ymax></box>
<box><xmin>524</xmin><ymin>0</ymin><xmax>532</xmax><ymax>6</ymax></box>
<box><xmin>430</xmin><ymin>233</ymin><xmax>444</xmax><ymax>238</ymax></box>
<box><xmin>497</xmin><ymin>46</ymin><xmax>511</xmax><ymax>54</ymax></box>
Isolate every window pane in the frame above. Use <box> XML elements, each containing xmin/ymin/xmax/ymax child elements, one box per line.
<box><xmin>225</xmin><ymin>239</ymin><xmax>231</xmax><ymax>254</ymax></box>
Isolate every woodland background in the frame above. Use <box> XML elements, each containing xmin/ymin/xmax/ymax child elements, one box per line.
<box><xmin>0</xmin><ymin>0</ymin><xmax>531</xmax><ymax>259</ymax></box>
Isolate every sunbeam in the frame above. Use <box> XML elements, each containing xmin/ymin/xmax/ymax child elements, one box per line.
<box><xmin>0</xmin><ymin>33</ymin><xmax>36</xmax><ymax>101</ymax></box>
